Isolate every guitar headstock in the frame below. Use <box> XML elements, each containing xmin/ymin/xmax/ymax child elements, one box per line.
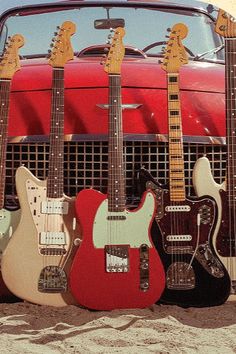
<box><xmin>0</xmin><ymin>34</ymin><xmax>24</xmax><ymax>79</ymax></box>
<box><xmin>48</xmin><ymin>21</ymin><xmax>76</xmax><ymax>68</ymax></box>
<box><xmin>215</xmin><ymin>9</ymin><xmax>236</xmax><ymax>38</ymax></box>
<box><xmin>104</xmin><ymin>27</ymin><xmax>125</xmax><ymax>74</ymax></box>
<box><xmin>161</xmin><ymin>23</ymin><xmax>188</xmax><ymax>73</ymax></box>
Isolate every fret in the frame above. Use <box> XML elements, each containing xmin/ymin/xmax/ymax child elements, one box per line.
<box><xmin>0</xmin><ymin>80</ymin><xmax>11</xmax><ymax>209</ymax></box>
<box><xmin>225</xmin><ymin>39</ymin><xmax>236</xmax><ymax>198</ymax></box>
<box><xmin>47</xmin><ymin>68</ymin><xmax>65</xmax><ymax>199</ymax></box>
<box><xmin>167</xmin><ymin>71</ymin><xmax>185</xmax><ymax>201</ymax></box>
<box><xmin>108</xmin><ymin>75</ymin><xmax>125</xmax><ymax>212</ymax></box>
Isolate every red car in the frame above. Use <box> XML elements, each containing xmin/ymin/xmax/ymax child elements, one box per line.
<box><xmin>0</xmin><ymin>0</ymin><xmax>225</xmax><ymax>206</ymax></box>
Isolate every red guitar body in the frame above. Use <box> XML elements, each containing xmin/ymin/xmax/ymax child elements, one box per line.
<box><xmin>69</xmin><ymin>189</ymin><xmax>165</xmax><ymax>310</ymax></box>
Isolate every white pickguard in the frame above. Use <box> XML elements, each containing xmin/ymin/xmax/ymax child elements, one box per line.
<box><xmin>25</xmin><ymin>178</ymin><xmax>71</xmax><ymax>254</ymax></box>
<box><xmin>93</xmin><ymin>191</ymin><xmax>155</xmax><ymax>248</ymax></box>
<box><xmin>0</xmin><ymin>208</ymin><xmax>20</xmax><ymax>257</ymax></box>
<box><xmin>192</xmin><ymin>157</ymin><xmax>234</xmax><ymax>277</ymax></box>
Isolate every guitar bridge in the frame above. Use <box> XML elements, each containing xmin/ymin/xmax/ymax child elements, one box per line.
<box><xmin>105</xmin><ymin>245</ymin><xmax>129</xmax><ymax>272</ymax></box>
<box><xmin>166</xmin><ymin>262</ymin><xmax>195</xmax><ymax>290</ymax></box>
<box><xmin>38</xmin><ymin>265</ymin><xmax>67</xmax><ymax>293</ymax></box>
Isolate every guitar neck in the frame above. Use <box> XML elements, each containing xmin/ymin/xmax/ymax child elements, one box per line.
<box><xmin>167</xmin><ymin>73</ymin><xmax>186</xmax><ymax>202</ymax></box>
<box><xmin>108</xmin><ymin>74</ymin><xmax>125</xmax><ymax>212</ymax></box>
<box><xmin>0</xmin><ymin>79</ymin><xmax>11</xmax><ymax>209</ymax></box>
<box><xmin>225</xmin><ymin>38</ymin><xmax>236</xmax><ymax>207</ymax></box>
<box><xmin>47</xmin><ymin>68</ymin><xmax>65</xmax><ymax>199</ymax></box>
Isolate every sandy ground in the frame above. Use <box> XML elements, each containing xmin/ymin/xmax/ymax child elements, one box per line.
<box><xmin>0</xmin><ymin>301</ymin><xmax>235</xmax><ymax>353</ymax></box>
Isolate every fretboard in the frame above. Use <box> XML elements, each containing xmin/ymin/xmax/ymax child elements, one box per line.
<box><xmin>225</xmin><ymin>38</ymin><xmax>236</xmax><ymax>207</ymax></box>
<box><xmin>167</xmin><ymin>73</ymin><xmax>186</xmax><ymax>202</ymax></box>
<box><xmin>107</xmin><ymin>75</ymin><xmax>125</xmax><ymax>212</ymax></box>
<box><xmin>0</xmin><ymin>80</ymin><xmax>11</xmax><ymax>209</ymax></box>
<box><xmin>47</xmin><ymin>68</ymin><xmax>64</xmax><ymax>199</ymax></box>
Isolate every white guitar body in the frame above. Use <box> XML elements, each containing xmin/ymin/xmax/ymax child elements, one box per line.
<box><xmin>0</xmin><ymin>208</ymin><xmax>20</xmax><ymax>258</ymax></box>
<box><xmin>192</xmin><ymin>156</ymin><xmax>236</xmax><ymax>298</ymax></box>
<box><xmin>2</xmin><ymin>166</ymin><xmax>80</xmax><ymax>306</ymax></box>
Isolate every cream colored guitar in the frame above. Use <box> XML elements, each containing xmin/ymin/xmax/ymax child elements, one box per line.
<box><xmin>193</xmin><ymin>9</ymin><xmax>236</xmax><ymax>298</ymax></box>
<box><xmin>0</xmin><ymin>35</ymin><xmax>24</xmax><ymax>260</ymax></box>
<box><xmin>2</xmin><ymin>22</ymin><xmax>81</xmax><ymax>306</ymax></box>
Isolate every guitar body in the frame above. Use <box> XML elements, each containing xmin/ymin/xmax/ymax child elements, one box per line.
<box><xmin>138</xmin><ymin>168</ymin><xmax>231</xmax><ymax>307</ymax></box>
<box><xmin>193</xmin><ymin>156</ymin><xmax>236</xmax><ymax>297</ymax></box>
<box><xmin>70</xmin><ymin>188</ymin><xmax>165</xmax><ymax>310</ymax></box>
<box><xmin>0</xmin><ymin>208</ymin><xmax>20</xmax><ymax>301</ymax></box>
<box><xmin>2</xmin><ymin>166</ymin><xmax>80</xmax><ymax>306</ymax></box>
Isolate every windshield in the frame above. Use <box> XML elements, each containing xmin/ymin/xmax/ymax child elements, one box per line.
<box><xmin>1</xmin><ymin>5</ymin><xmax>223</xmax><ymax>61</ymax></box>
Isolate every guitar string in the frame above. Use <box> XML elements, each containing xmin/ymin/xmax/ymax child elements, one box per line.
<box><xmin>225</xmin><ymin>23</ymin><xmax>234</xmax><ymax>282</ymax></box>
<box><xmin>45</xmin><ymin>67</ymin><xmax>65</xmax><ymax>290</ymax></box>
<box><xmin>231</xmin><ymin>22</ymin><xmax>236</xmax><ymax>281</ymax></box>
<box><xmin>225</xmin><ymin>24</ymin><xmax>234</xmax><ymax>282</ymax></box>
<box><xmin>0</xmin><ymin>81</ymin><xmax>10</xmax><ymax>210</ymax></box>
<box><xmin>229</xmin><ymin>21</ymin><xmax>236</xmax><ymax>280</ymax></box>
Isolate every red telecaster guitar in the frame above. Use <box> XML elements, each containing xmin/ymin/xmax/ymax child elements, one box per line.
<box><xmin>69</xmin><ymin>27</ymin><xmax>165</xmax><ymax>310</ymax></box>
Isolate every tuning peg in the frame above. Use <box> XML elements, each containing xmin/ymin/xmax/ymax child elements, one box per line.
<box><xmin>107</xmin><ymin>34</ymin><xmax>112</xmax><ymax>39</ymax></box>
<box><xmin>104</xmin><ymin>47</ymin><xmax>109</xmax><ymax>53</ymax></box>
<box><xmin>56</xmin><ymin>25</ymin><xmax>60</xmax><ymax>30</ymax></box>
<box><xmin>54</xmin><ymin>31</ymin><xmax>58</xmax><ymax>36</ymax></box>
<box><xmin>109</xmin><ymin>28</ymin><xmax>114</xmax><ymax>32</ymax></box>
<box><xmin>166</xmin><ymin>28</ymin><xmax>171</xmax><ymax>32</ymax></box>
<box><xmin>106</xmin><ymin>40</ymin><xmax>111</xmax><ymax>45</ymax></box>
<box><xmin>48</xmin><ymin>49</ymin><xmax>52</xmax><ymax>54</ymax></box>
<box><xmin>165</xmin><ymin>35</ymin><xmax>170</xmax><ymax>39</ymax></box>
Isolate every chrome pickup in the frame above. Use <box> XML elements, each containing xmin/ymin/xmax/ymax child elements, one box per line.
<box><xmin>166</xmin><ymin>235</ymin><xmax>192</xmax><ymax>242</ymax></box>
<box><xmin>41</xmin><ymin>201</ymin><xmax>68</xmax><ymax>215</ymax></box>
<box><xmin>40</xmin><ymin>231</ymin><xmax>66</xmax><ymax>245</ymax></box>
<box><xmin>105</xmin><ymin>245</ymin><xmax>129</xmax><ymax>272</ymax></box>
<box><xmin>165</xmin><ymin>205</ymin><xmax>190</xmax><ymax>212</ymax></box>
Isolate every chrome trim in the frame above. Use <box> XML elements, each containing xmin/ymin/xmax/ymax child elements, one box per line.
<box><xmin>7</xmin><ymin>134</ymin><xmax>226</xmax><ymax>145</ymax></box>
<box><xmin>96</xmin><ymin>104</ymin><xmax>142</xmax><ymax>110</ymax></box>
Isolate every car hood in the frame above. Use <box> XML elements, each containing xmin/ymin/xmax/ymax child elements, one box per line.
<box><xmin>8</xmin><ymin>56</ymin><xmax>225</xmax><ymax>138</ymax></box>
<box><xmin>12</xmin><ymin>56</ymin><xmax>224</xmax><ymax>93</ymax></box>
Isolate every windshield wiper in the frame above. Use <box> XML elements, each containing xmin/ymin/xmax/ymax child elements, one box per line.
<box><xmin>193</xmin><ymin>44</ymin><xmax>224</xmax><ymax>61</ymax></box>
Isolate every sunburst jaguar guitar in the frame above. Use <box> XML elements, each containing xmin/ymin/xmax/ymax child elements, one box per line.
<box><xmin>193</xmin><ymin>9</ymin><xmax>236</xmax><ymax>298</ymax></box>
<box><xmin>0</xmin><ymin>34</ymin><xmax>24</xmax><ymax>301</ymax></box>
<box><xmin>2</xmin><ymin>22</ymin><xmax>81</xmax><ymax>306</ymax></box>
<box><xmin>138</xmin><ymin>23</ymin><xmax>230</xmax><ymax>307</ymax></box>
<box><xmin>69</xmin><ymin>27</ymin><xmax>165</xmax><ymax>310</ymax></box>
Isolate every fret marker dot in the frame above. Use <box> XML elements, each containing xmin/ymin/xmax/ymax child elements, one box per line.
<box><xmin>56</xmin><ymin>108</ymin><xmax>59</xmax><ymax>110</ymax></box>
<box><xmin>114</xmin><ymin>100</ymin><xmax>117</xmax><ymax>102</ymax></box>
<box><xmin>1</xmin><ymin>103</ymin><xmax>4</xmax><ymax>106</ymax></box>
<box><xmin>115</xmin><ymin>181</ymin><xmax>118</xmax><ymax>183</ymax></box>
<box><xmin>57</xmin><ymin>91</ymin><xmax>59</xmax><ymax>94</ymax></box>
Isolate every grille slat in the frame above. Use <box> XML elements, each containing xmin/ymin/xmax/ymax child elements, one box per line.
<box><xmin>5</xmin><ymin>141</ymin><xmax>226</xmax><ymax>208</ymax></box>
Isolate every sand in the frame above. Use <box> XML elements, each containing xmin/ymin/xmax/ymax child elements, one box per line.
<box><xmin>0</xmin><ymin>301</ymin><xmax>235</xmax><ymax>353</ymax></box>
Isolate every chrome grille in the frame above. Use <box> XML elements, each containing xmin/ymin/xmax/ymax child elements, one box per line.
<box><xmin>5</xmin><ymin>140</ymin><xmax>226</xmax><ymax>208</ymax></box>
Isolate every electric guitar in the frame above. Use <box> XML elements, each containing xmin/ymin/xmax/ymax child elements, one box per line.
<box><xmin>193</xmin><ymin>9</ymin><xmax>236</xmax><ymax>297</ymax></box>
<box><xmin>2</xmin><ymin>22</ymin><xmax>80</xmax><ymax>306</ymax></box>
<box><xmin>0</xmin><ymin>34</ymin><xmax>24</xmax><ymax>301</ymax></box>
<box><xmin>69</xmin><ymin>27</ymin><xmax>165</xmax><ymax>310</ymax></box>
<box><xmin>138</xmin><ymin>23</ymin><xmax>231</xmax><ymax>307</ymax></box>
